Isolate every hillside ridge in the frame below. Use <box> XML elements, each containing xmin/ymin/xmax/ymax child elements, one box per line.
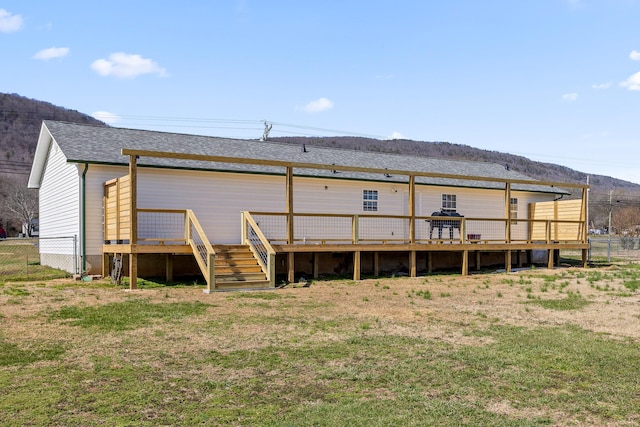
<box><xmin>0</xmin><ymin>92</ymin><xmax>105</xmax><ymax>177</ymax></box>
<box><xmin>1</xmin><ymin>92</ymin><xmax>637</xmax><ymax>199</ymax></box>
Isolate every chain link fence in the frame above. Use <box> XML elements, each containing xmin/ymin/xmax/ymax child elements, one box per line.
<box><xmin>586</xmin><ymin>236</ymin><xmax>640</xmax><ymax>263</ymax></box>
<box><xmin>0</xmin><ymin>236</ymin><xmax>79</xmax><ymax>280</ymax></box>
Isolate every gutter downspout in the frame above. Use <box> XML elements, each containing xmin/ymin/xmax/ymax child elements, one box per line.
<box><xmin>81</xmin><ymin>163</ymin><xmax>89</xmax><ymax>275</ymax></box>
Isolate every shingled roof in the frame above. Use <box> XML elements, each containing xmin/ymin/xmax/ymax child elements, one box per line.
<box><xmin>31</xmin><ymin>120</ymin><xmax>569</xmax><ymax>194</ymax></box>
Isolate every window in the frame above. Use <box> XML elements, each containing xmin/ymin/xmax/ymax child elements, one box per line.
<box><xmin>441</xmin><ymin>194</ymin><xmax>457</xmax><ymax>212</ymax></box>
<box><xmin>363</xmin><ymin>190</ymin><xmax>378</xmax><ymax>212</ymax></box>
<box><xmin>510</xmin><ymin>197</ymin><xmax>518</xmax><ymax>223</ymax></box>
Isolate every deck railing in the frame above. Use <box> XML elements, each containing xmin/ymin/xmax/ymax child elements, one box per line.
<box><xmin>250</xmin><ymin>212</ymin><xmax>587</xmax><ymax>245</ymax></box>
<box><xmin>185</xmin><ymin>210</ymin><xmax>216</xmax><ymax>292</ymax></box>
<box><xmin>137</xmin><ymin>209</ymin><xmax>188</xmax><ymax>244</ymax></box>
<box><xmin>105</xmin><ymin>207</ymin><xmax>217</xmax><ymax>290</ymax></box>
<box><xmin>241</xmin><ymin>212</ymin><xmax>276</xmax><ymax>287</ymax></box>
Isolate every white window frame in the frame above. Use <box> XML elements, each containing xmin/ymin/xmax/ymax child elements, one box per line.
<box><xmin>510</xmin><ymin>197</ymin><xmax>518</xmax><ymax>224</ymax></box>
<box><xmin>363</xmin><ymin>189</ymin><xmax>378</xmax><ymax>212</ymax></box>
<box><xmin>441</xmin><ymin>194</ymin><xmax>457</xmax><ymax>213</ymax></box>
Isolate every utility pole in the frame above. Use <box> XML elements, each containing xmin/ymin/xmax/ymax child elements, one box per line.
<box><xmin>261</xmin><ymin>121</ymin><xmax>273</xmax><ymax>141</ymax></box>
<box><xmin>608</xmin><ymin>189</ymin><xmax>613</xmax><ymax>262</ymax></box>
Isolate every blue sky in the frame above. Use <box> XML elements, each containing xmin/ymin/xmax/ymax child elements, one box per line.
<box><xmin>2</xmin><ymin>1</ymin><xmax>640</xmax><ymax>184</ymax></box>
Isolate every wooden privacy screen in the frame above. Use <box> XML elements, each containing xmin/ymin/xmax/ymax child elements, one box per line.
<box><xmin>104</xmin><ymin>175</ymin><xmax>131</xmax><ymax>242</ymax></box>
<box><xmin>528</xmin><ymin>199</ymin><xmax>585</xmax><ymax>242</ymax></box>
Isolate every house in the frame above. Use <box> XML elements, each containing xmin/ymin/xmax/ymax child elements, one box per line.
<box><xmin>28</xmin><ymin>121</ymin><xmax>589</xmax><ymax>291</ymax></box>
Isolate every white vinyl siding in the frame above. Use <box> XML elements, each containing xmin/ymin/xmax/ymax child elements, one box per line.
<box><xmin>77</xmin><ymin>165</ymin><xmax>561</xmax><ymax>256</ymax></box>
<box><xmin>39</xmin><ymin>140</ymin><xmax>80</xmax><ymax>241</ymax></box>
<box><xmin>84</xmin><ymin>164</ymin><xmax>129</xmax><ymax>256</ymax></box>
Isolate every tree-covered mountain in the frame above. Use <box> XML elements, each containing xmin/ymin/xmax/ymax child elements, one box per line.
<box><xmin>0</xmin><ymin>92</ymin><xmax>105</xmax><ymax>178</ymax></box>
<box><xmin>0</xmin><ymin>92</ymin><xmax>637</xmax><ymax>231</ymax></box>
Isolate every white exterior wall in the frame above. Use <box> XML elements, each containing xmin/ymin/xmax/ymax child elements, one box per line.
<box><xmin>84</xmin><ymin>164</ymin><xmax>129</xmax><ymax>257</ymax></box>
<box><xmin>38</xmin><ymin>140</ymin><xmax>81</xmax><ymax>272</ymax></box>
<box><xmin>136</xmin><ymin>168</ymin><xmax>286</xmax><ymax>244</ymax></box>
<box><xmin>80</xmin><ymin>165</ymin><xmax>560</xmax><ymax>254</ymax></box>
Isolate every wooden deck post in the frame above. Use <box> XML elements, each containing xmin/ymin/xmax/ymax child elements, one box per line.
<box><xmin>505</xmin><ymin>250</ymin><xmax>512</xmax><ymax>272</ymax></box>
<box><xmin>286</xmin><ymin>166</ymin><xmax>294</xmax><ymax>245</ymax></box>
<box><xmin>505</xmin><ymin>183</ymin><xmax>511</xmax><ymax>244</ymax></box>
<box><xmin>353</xmin><ymin>251</ymin><xmax>361</xmax><ymax>281</ymax></box>
<box><xmin>581</xmin><ymin>187</ymin><xmax>588</xmax><ymax>242</ymax></box>
<box><xmin>102</xmin><ymin>253</ymin><xmax>109</xmax><ymax>278</ymax></box>
<box><xmin>129</xmin><ymin>154</ymin><xmax>138</xmax><ymax>290</ymax></box>
<box><xmin>475</xmin><ymin>251</ymin><xmax>481</xmax><ymax>271</ymax></box>
<box><xmin>462</xmin><ymin>250</ymin><xmax>469</xmax><ymax>276</ymax></box>
<box><xmin>409</xmin><ymin>175</ymin><xmax>416</xmax><ymax>244</ymax></box>
<box><xmin>374</xmin><ymin>252</ymin><xmax>379</xmax><ymax>276</ymax></box>
<box><xmin>288</xmin><ymin>252</ymin><xmax>295</xmax><ymax>283</ymax></box>
<box><xmin>205</xmin><ymin>252</ymin><xmax>215</xmax><ymax>293</ymax></box>
<box><xmin>352</xmin><ymin>215</ymin><xmax>359</xmax><ymax>244</ymax></box>
<box><xmin>427</xmin><ymin>252</ymin><xmax>432</xmax><ymax>274</ymax></box>
<box><xmin>547</xmin><ymin>248</ymin><xmax>554</xmax><ymax>269</ymax></box>
<box><xmin>165</xmin><ymin>254</ymin><xmax>173</xmax><ymax>283</ymax></box>
<box><xmin>410</xmin><ymin>251</ymin><xmax>416</xmax><ymax>277</ymax></box>
<box><xmin>129</xmin><ymin>253</ymin><xmax>138</xmax><ymax>289</ymax></box>
<box><xmin>313</xmin><ymin>253</ymin><xmax>319</xmax><ymax>279</ymax></box>
<box><xmin>286</xmin><ymin>166</ymin><xmax>295</xmax><ymax>284</ymax></box>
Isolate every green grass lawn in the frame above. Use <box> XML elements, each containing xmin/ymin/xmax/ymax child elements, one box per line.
<box><xmin>1</xmin><ymin>265</ymin><xmax>639</xmax><ymax>426</ymax></box>
<box><xmin>0</xmin><ymin>240</ymin><xmax>70</xmax><ymax>282</ymax></box>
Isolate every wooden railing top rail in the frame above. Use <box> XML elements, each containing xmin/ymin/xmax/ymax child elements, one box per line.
<box><xmin>138</xmin><ymin>208</ymin><xmax>187</xmax><ymax>214</ymax></box>
<box><xmin>249</xmin><ymin>211</ymin><xmax>585</xmax><ymax>224</ymax></box>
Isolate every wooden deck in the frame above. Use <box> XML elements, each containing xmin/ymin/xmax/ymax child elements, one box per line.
<box><xmin>102</xmin><ymin>209</ymin><xmax>588</xmax><ymax>291</ymax></box>
<box><xmin>102</xmin><ymin>151</ymin><xmax>589</xmax><ymax>291</ymax></box>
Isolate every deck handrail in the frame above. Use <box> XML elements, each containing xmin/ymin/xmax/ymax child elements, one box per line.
<box><xmin>185</xmin><ymin>209</ymin><xmax>216</xmax><ymax>292</ymax></box>
<box><xmin>249</xmin><ymin>212</ymin><xmax>587</xmax><ymax>245</ymax></box>
<box><xmin>241</xmin><ymin>211</ymin><xmax>276</xmax><ymax>287</ymax></box>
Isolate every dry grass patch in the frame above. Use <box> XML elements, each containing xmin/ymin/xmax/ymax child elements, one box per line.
<box><xmin>1</xmin><ymin>266</ymin><xmax>640</xmax><ymax>426</ymax></box>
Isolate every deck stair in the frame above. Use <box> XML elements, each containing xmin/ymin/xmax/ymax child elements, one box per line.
<box><xmin>213</xmin><ymin>245</ymin><xmax>270</xmax><ymax>290</ymax></box>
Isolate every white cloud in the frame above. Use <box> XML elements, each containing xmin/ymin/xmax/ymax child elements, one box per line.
<box><xmin>91</xmin><ymin>111</ymin><xmax>121</xmax><ymax>124</ymax></box>
<box><xmin>33</xmin><ymin>47</ymin><xmax>70</xmax><ymax>61</ymax></box>
<box><xmin>591</xmin><ymin>82</ymin><xmax>612</xmax><ymax>90</ymax></box>
<box><xmin>90</xmin><ymin>52</ymin><xmax>167</xmax><ymax>79</ymax></box>
<box><xmin>388</xmin><ymin>131</ymin><xmax>405</xmax><ymax>140</ymax></box>
<box><xmin>301</xmin><ymin>97</ymin><xmax>334</xmax><ymax>113</ymax></box>
<box><xmin>620</xmin><ymin>72</ymin><xmax>640</xmax><ymax>90</ymax></box>
<box><xmin>0</xmin><ymin>9</ymin><xmax>23</xmax><ymax>33</ymax></box>
<box><xmin>562</xmin><ymin>93</ymin><xmax>578</xmax><ymax>102</ymax></box>
<box><xmin>630</xmin><ymin>50</ymin><xmax>640</xmax><ymax>61</ymax></box>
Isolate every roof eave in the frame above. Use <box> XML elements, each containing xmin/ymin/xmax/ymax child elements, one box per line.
<box><xmin>27</xmin><ymin>123</ymin><xmax>54</xmax><ymax>189</ymax></box>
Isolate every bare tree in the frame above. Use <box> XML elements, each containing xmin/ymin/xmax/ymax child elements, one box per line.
<box><xmin>611</xmin><ymin>206</ymin><xmax>640</xmax><ymax>236</ymax></box>
<box><xmin>0</xmin><ymin>178</ymin><xmax>38</xmax><ymax>236</ymax></box>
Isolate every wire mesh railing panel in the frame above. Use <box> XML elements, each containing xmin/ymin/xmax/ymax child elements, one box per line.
<box><xmin>464</xmin><ymin>219</ymin><xmax>506</xmax><ymax>243</ymax></box>
<box><xmin>415</xmin><ymin>219</ymin><xmax>430</xmax><ymax>242</ymax></box>
<box><xmin>247</xmin><ymin>224</ymin><xmax>268</xmax><ymax>268</ymax></box>
<box><xmin>359</xmin><ymin>216</ymin><xmax>409</xmax><ymax>242</ymax></box>
<box><xmin>294</xmin><ymin>215</ymin><xmax>352</xmax><ymax>243</ymax></box>
<box><xmin>509</xmin><ymin>221</ymin><xmax>530</xmax><ymax>242</ymax></box>
<box><xmin>424</xmin><ymin>217</ymin><xmax>465</xmax><ymax>241</ymax></box>
<box><xmin>137</xmin><ymin>210</ymin><xmax>185</xmax><ymax>244</ymax></box>
<box><xmin>188</xmin><ymin>221</ymin><xmax>209</xmax><ymax>269</ymax></box>
<box><xmin>252</xmin><ymin>214</ymin><xmax>287</xmax><ymax>242</ymax></box>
